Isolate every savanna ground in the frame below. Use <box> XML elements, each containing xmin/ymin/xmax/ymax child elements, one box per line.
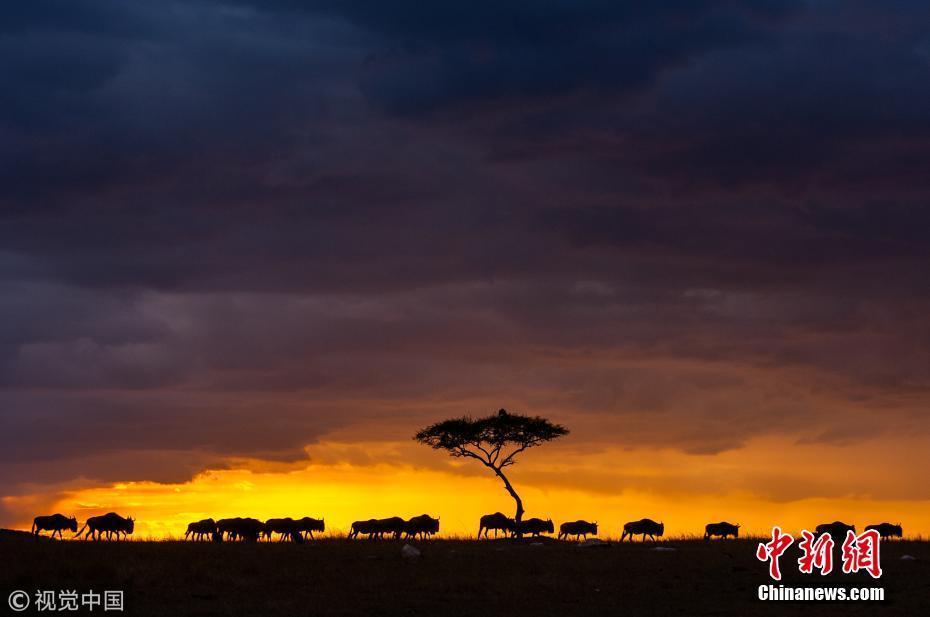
<box><xmin>2</xmin><ymin>531</ymin><xmax>928</xmax><ymax>616</ymax></box>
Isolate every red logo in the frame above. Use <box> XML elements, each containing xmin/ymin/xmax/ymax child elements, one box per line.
<box><xmin>798</xmin><ymin>530</ymin><xmax>834</xmax><ymax>575</ymax></box>
<box><xmin>841</xmin><ymin>529</ymin><xmax>882</xmax><ymax>578</ymax></box>
<box><xmin>758</xmin><ymin>527</ymin><xmax>882</xmax><ymax>580</ymax></box>
<box><xmin>756</xmin><ymin>526</ymin><xmax>794</xmax><ymax>580</ymax></box>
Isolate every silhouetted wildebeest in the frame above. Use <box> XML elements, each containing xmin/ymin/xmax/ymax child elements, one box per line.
<box><xmin>235</xmin><ymin>518</ymin><xmax>266</xmax><ymax>542</ymax></box>
<box><xmin>815</xmin><ymin>521</ymin><xmax>856</xmax><ymax>538</ymax></box>
<box><xmin>32</xmin><ymin>514</ymin><xmax>77</xmax><ymax>540</ymax></box>
<box><xmin>865</xmin><ymin>522</ymin><xmax>902</xmax><ymax>539</ymax></box>
<box><xmin>216</xmin><ymin>518</ymin><xmax>238</xmax><ymax>540</ymax></box>
<box><xmin>621</xmin><ymin>518</ymin><xmax>664</xmax><ymax>542</ymax></box>
<box><xmin>185</xmin><ymin>518</ymin><xmax>217</xmax><ymax>541</ymax></box>
<box><xmin>558</xmin><ymin>520</ymin><xmax>598</xmax><ymax>541</ymax></box>
<box><xmin>264</xmin><ymin>517</ymin><xmax>299</xmax><ymax>541</ymax></box>
<box><xmin>404</xmin><ymin>514</ymin><xmax>440</xmax><ymax>540</ymax></box>
<box><xmin>514</xmin><ymin>518</ymin><xmax>554</xmax><ymax>538</ymax></box>
<box><xmin>296</xmin><ymin>517</ymin><xmax>325</xmax><ymax>539</ymax></box>
<box><xmin>216</xmin><ymin>517</ymin><xmax>266</xmax><ymax>541</ymax></box>
<box><xmin>77</xmin><ymin>512</ymin><xmax>135</xmax><ymax>541</ymax></box>
<box><xmin>478</xmin><ymin>512</ymin><xmax>515</xmax><ymax>539</ymax></box>
<box><xmin>348</xmin><ymin>519</ymin><xmax>377</xmax><ymax>539</ymax></box>
<box><xmin>375</xmin><ymin>517</ymin><xmax>407</xmax><ymax>539</ymax></box>
<box><xmin>349</xmin><ymin>517</ymin><xmax>405</xmax><ymax>540</ymax></box>
<box><xmin>704</xmin><ymin>522</ymin><xmax>740</xmax><ymax>541</ymax></box>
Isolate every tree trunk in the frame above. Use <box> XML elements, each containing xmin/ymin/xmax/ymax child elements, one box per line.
<box><xmin>493</xmin><ymin>466</ymin><xmax>524</xmax><ymax>525</ymax></box>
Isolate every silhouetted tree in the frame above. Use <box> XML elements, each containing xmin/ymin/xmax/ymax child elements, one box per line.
<box><xmin>414</xmin><ymin>409</ymin><xmax>568</xmax><ymax>525</ymax></box>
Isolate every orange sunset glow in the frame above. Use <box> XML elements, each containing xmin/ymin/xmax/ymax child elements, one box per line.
<box><xmin>8</xmin><ymin>433</ymin><xmax>930</xmax><ymax>539</ymax></box>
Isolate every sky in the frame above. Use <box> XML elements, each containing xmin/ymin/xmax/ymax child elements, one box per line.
<box><xmin>2</xmin><ymin>0</ymin><xmax>930</xmax><ymax>538</ymax></box>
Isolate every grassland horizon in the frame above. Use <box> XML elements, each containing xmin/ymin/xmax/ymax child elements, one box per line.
<box><xmin>3</xmin><ymin>532</ymin><xmax>925</xmax><ymax>617</ymax></box>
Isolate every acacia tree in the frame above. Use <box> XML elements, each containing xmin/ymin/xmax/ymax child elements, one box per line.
<box><xmin>414</xmin><ymin>409</ymin><xmax>568</xmax><ymax>525</ymax></box>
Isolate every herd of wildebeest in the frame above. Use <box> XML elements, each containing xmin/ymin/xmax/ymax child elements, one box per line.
<box><xmin>29</xmin><ymin>512</ymin><xmax>905</xmax><ymax>543</ymax></box>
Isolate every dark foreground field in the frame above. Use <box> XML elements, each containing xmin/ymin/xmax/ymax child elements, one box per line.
<box><xmin>2</xmin><ymin>533</ymin><xmax>928</xmax><ymax>616</ymax></box>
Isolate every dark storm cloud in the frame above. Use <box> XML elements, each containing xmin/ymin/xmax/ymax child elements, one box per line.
<box><xmin>2</xmin><ymin>0</ymin><xmax>930</xmax><ymax>513</ymax></box>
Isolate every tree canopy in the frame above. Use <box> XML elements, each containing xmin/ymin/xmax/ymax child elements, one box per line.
<box><xmin>415</xmin><ymin>409</ymin><xmax>568</xmax><ymax>467</ymax></box>
<box><xmin>414</xmin><ymin>409</ymin><xmax>568</xmax><ymax>524</ymax></box>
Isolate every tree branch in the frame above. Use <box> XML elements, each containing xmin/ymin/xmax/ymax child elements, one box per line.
<box><xmin>500</xmin><ymin>443</ymin><xmax>530</xmax><ymax>467</ymax></box>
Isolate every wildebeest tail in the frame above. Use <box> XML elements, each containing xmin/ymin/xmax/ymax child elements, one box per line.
<box><xmin>75</xmin><ymin>523</ymin><xmax>88</xmax><ymax>537</ymax></box>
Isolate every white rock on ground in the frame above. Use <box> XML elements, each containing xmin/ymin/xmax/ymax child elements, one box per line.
<box><xmin>577</xmin><ymin>539</ymin><xmax>609</xmax><ymax>548</ymax></box>
<box><xmin>401</xmin><ymin>544</ymin><xmax>421</xmax><ymax>559</ymax></box>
